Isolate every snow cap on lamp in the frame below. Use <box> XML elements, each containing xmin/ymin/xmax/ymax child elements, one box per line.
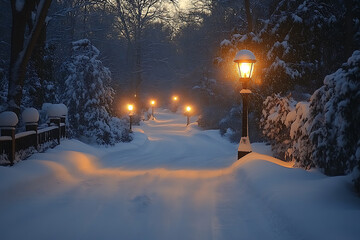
<box><xmin>233</xmin><ymin>49</ymin><xmax>256</xmax><ymax>63</ymax></box>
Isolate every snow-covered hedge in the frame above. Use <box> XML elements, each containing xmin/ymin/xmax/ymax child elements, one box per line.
<box><xmin>261</xmin><ymin>51</ymin><xmax>360</xmax><ymax>190</ymax></box>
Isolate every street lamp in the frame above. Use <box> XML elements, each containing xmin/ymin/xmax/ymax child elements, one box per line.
<box><xmin>150</xmin><ymin>100</ymin><xmax>156</xmax><ymax>120</ymax></box>
<box><xmin>234</xmin><ymin>49</ymin><xmax>256</xmax><ymax>159</ymax></box>
<box><xmin>171</xmin><ymin>95</ymin><xmax>179</xmax><ymax>112</ymax></box>
<box><xmin>127</xmin><ymin>104</ymin><xmax>134</xmax><ymax>132</ymax></box>
<box><xmin>185</xmin><ymin>105</ymin><xmax>191</xmax><ymax>126</ymax></box>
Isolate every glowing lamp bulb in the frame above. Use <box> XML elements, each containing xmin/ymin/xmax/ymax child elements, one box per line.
<box><xmin>240</xmin><ymin>63</ymin><xmax>252</xmax><ymax>78</ymax></box>
<box><xmin>186</xmin><ymin>106</ymin><xmax>191</xmax><ymax>112</ymax></box>
<box><xmin>173</xmin><ymin>96</ymin><xmax>178</xmax><ymax>101</ymax></box>
<box><xmin>151</xmin><ymin>100</ymin><xmax>155</xmax><ymax>105</ymax></box>
<box><xmin>128</xmin><ymin>104</ymin><xmax>134</xmax><ymax>111</ymax></box>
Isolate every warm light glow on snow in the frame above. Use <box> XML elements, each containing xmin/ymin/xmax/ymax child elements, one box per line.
<box><xmin>42</xmin><ymin>151</ymin><xmax>293</xmax><ymax>181</ymax></box>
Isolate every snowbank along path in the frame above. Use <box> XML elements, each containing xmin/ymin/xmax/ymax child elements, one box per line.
<box><xmin>0</xmin><ymin>109</ymin><xmax>359</xmax><ymax>240</ymax></box>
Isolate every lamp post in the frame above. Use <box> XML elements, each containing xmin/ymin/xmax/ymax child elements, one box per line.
<box><xmin>150</xmin><ymin>100</ymin><xmax>156</xmax><ymax>120</ymax></box>
<box><xmin>127</xmin><ymin>104</ymin><xmax>134</xmax><ymax>132</ymax></box>
<box><xmin>185</xmin><ymin>105</ymin><xmax>191</xmax><ymax>126</ymax></box>
<box><xmin>234</xmin><ymin>49</ymin><xmax>256</xmax><ymax>159</ymax></box>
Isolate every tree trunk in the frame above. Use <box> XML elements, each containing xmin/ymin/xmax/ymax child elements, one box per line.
<box><xmin>134</xmin><ymin>39</ymin><xmax>142</xmax><ymax>101</ymax></box>
<box><xmin>8</xmin><ymin>0</ymin><xmax>29</xmax><ymax>114</ymax></box>
<box><xmin>244</xmin><ymin>0</ymin><xmax>252</xmax><ymax>33</ymax></box>
<box><xmin>31</xmin><ymin>22</ymin><xmax>47</xmax><ymax>109</ymax></box>
<box><xmin>7</xmin><ymin>0</ymin><xmax>52</xmax><ymax>115</ymax></box>
<box><xmin>134</xmin><ymin>26</ymin><xmax>142</xmax><ymax>106</ymax></box>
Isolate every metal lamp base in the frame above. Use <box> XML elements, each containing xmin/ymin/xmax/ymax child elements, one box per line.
<box><xmin>237</xmin><ymin>137</ymin><xmax>252</xmax><ymax>160</ymax></box>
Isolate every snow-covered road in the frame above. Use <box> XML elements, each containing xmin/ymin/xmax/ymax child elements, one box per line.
<box><xmin>0</xmin><ymin>109</ymin><xmax>359</xmax><ymax>240</ymax></box>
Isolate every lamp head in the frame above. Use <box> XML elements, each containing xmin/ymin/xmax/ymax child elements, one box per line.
<box><xmin>234</xmin><ymin>50</ymin><xmax>256</xmax><ymax>80</ymax></box>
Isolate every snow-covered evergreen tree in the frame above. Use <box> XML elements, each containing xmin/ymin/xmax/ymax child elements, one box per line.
<box><xmin>260</xmin><ymin>94</ymin><xmax>296</xmax><ymax>160</ymax></box>
<box><xmin>62</xmin><ymin>39</ymin><xmax>130</xmax><ymax>145</ymax></box>
<box><xmin>216</xmin><ymin>0</ymin><xmax>339</xmax><ymax>95</ymax></box>
<box><xmin>309</xmin><ymin>50</ymin><xmax>360</xmax><ymax>177</ymax></box>
<box><xmin>258</xmin><ymin>0</ymin><xmax>336</xmax><ymax>93</ymax></box>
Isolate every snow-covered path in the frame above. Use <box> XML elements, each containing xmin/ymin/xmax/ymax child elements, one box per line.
<box><xmin>0</xmin><ymin>109</ymin><xmax>359</xmax><ymax>240</ymax></box>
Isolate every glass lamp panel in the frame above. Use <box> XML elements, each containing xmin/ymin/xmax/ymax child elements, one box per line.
<box><xmin>238</xmin><ymin>62</ymin><xmax>254</xmax><ymax>79</ymax></box>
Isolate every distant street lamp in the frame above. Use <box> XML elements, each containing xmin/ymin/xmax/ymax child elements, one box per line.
<box><xmin>150</xmin><ymin>100</ymin><xmax>156</xmax><ymax>120</ymax></box>
<box><xmin>171</xmin><ymin>95</ymin><xmax>179</xmax><ymax>112</ymax></box>
<box><xmin>185</xmin><ymin>105</ymin><xmax>191</xmax><ymax>126</ymax></box>
<box><xmin>234</xmin><ymin>49</ymin><xmax>256</xmax><ymax>159</ymax></box>
<box><xmin>127</xmin><ymin>104</ymin><xmax>134</xmax><ymax>132</ymax></box>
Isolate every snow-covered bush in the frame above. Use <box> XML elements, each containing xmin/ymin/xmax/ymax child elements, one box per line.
<box><xmin>286</xmin><ymin>102</ymin><xmax>313</xmax><ymax>169</ymax></box>
<box><xmin>260</xmin><ymin>94</ymin><xmax>296</xmax><ymax>160</ymax></box>
<box><xmin>260</xmin><ymin>96</ymin><xmax>313</xmax><ymax>168</ymax></box>
<box><xmin>62</xmin><ymin>39</ymin><xmax>130</xmax><ymax>145</ymax></box>
<box><xmin>309</xmin><ymin>50</ymin><xmax>360</xmax><ymax>178</ymax></box>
